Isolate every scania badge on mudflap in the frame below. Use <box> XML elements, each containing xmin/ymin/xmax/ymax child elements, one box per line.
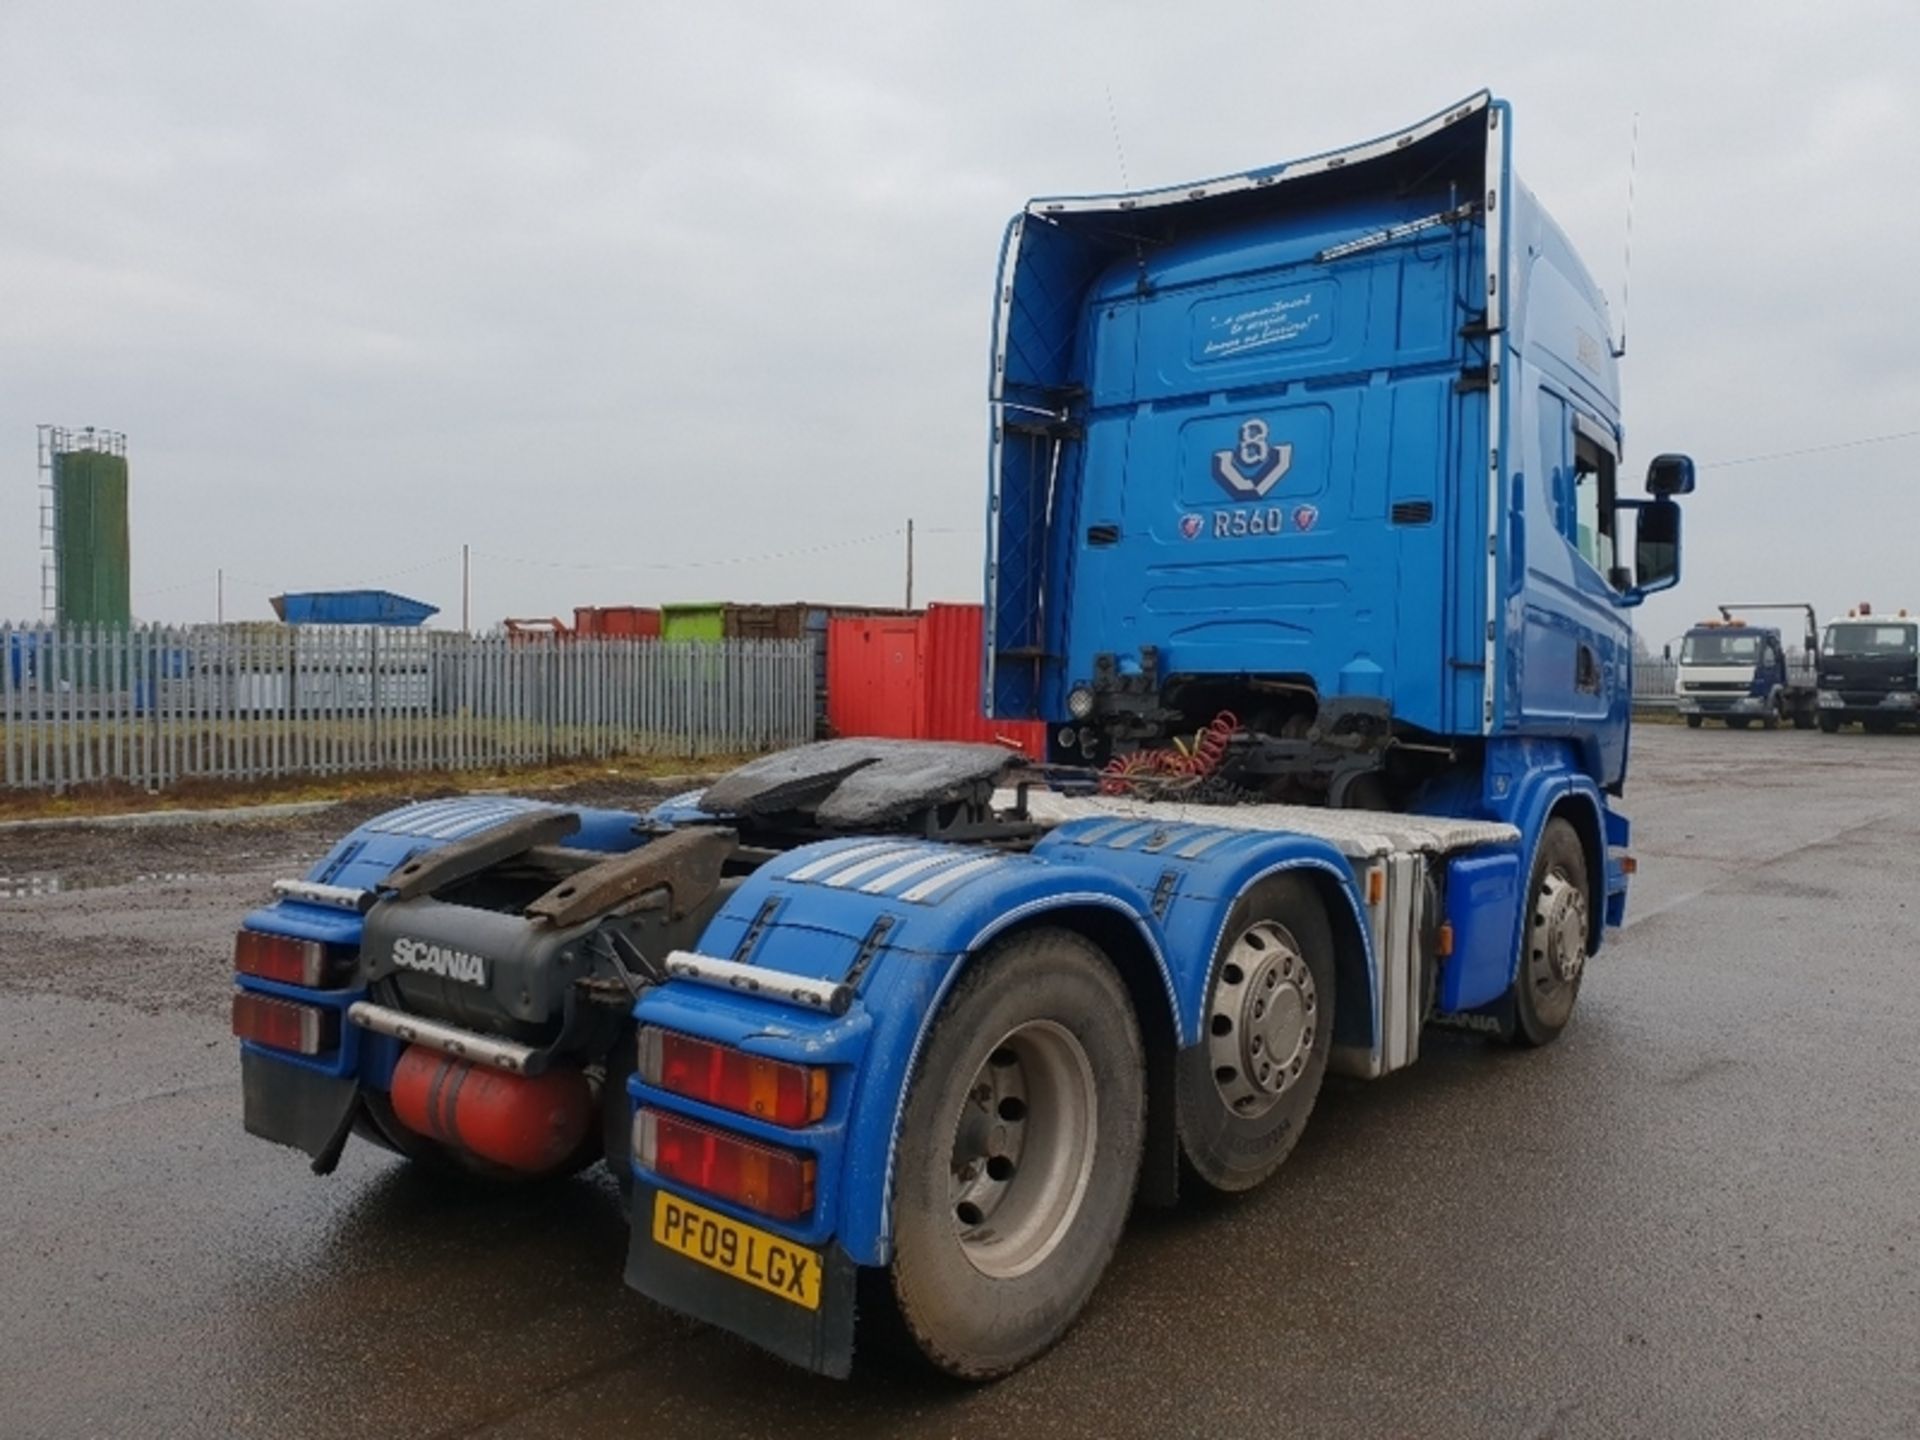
<box><xmin>390</xmin><ymin>936</ymin><xmax>489</xmax><ymax>986</ymax></box>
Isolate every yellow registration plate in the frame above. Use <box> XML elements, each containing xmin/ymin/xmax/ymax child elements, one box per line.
<box><xmin>651</xmin><ymin>1191</ymin><xmax>823</xmax><ymax>1310</ymax></box>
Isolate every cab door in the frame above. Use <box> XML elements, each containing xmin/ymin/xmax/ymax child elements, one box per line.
<box><xmin>1518</xmin><ymin>390</ymin><xmax>1631</xmax><ymax>775</ymax></box>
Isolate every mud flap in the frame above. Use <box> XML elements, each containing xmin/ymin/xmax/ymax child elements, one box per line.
<box><xmin>624</xmin><ymin>1180</ymin><xmax>858</xmax><ymax>1377</ymax></box>
<box><xmin>241</xmin><ymin>1050</ymin><xmax>360</xmax><ymax>1172</ymax></box>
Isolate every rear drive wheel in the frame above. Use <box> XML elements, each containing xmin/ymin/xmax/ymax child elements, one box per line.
<box><xmin>888</xmin><ymin>928</ymin><xmax>1144</xmax><ymax>1380</ymax></box>
<box><xmin>1684</xmin><ymin>714</ymin><xmax>1704</xmax><ymax>729</ymax></box>
<box><xmin>1792</xmin><ymin>707</ymin><xmax>1815</xmax><ymax>730</ymax></box>
<box><xmin>1819</xmin><ymin>714</ymin><xmax>1842</xmax><ymax>734</ymax></box>
<box><xmin>1510</xmin><ymin>817</ymin><xmax>1590</xmax><ymax>1048</ymax></box>
<box><xmin>1177</xmin><ymin>875</ymin><xmax>1335</xmax><ymax>1193</ymax></box>
<box><xmin>1865</xmin><ymin>716</ymin><xmax>1897</xmax><ymax>734</ymax></box>
<box><xmin>1726</xmin><ymin>716</ymin><xmax>1753</xmax><ymax>730</ymax></box>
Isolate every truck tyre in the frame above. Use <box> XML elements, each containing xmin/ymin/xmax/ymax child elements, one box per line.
<box><xmin>1177</xmin><ymin>875</ymin><xmax>1334</xmax><ymax>1193</ymax></box>
<box><xmin>1510</xmin><ymin>817</ymin><xmax>1589</xmax><ymax>1048</ymax></box>
<box><xmin>1792</xmin><ymin>707</ymin><xmax>1814</xmax><ymax>730</ymax></box>
<box><xmin>1865</xmin><ymin>716</ymin><xmax>1896</xmax><ymax>735</ymax></box>
<box><xmin>1762</xmin><ymin>699</ymin><xmax>1781</xmax><ymax>731</ymax></box>
<box><xmin>1726</xmin><ymin>716</ymin><xmax>1752</xmax><ymax>730</ymax></box>
<box><xmin>1819</xmin><ymin>714</ymin><xmax>1841</xmax><ymax>734</ymax></box>
<box><xmin>1684</xmin><ymin>714</ymin><xmax>1704</xmax><ymax>729</ymax></box>
<box><xmin>888</xmin><ymin>928</ymin><xmax>1145</xmax><ymax>1379</ymax></box>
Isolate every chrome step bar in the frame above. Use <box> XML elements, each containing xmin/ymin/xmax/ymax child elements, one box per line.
<box><xmin>662</xmin><ymin>950</ymin><xmax>853</xmax><ymax>1016</ymax></box>
<box><xmin>272</xmin><ymin>879</ymin><xmax>373</xmax><ymax>913</ymax></box>
<box><xmin>346</xmin><ymin>1001</ymin><xmax>537</xmax><ymax>1075</ymax></box>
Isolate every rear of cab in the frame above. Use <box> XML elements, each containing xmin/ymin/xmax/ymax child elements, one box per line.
<box><xmin>988</xmin><ymin>95</ymin><xmax>1504</xmax><ymax>742</ymax></box>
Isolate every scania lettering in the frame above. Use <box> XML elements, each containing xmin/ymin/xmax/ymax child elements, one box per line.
<box><xmin>390</xmin><ymin>937</ymin><xmax>489</xmax><ymax>986</ymax></box>
<box><xmin>228</xmin><ymin>93</ymin><xmax>1692</xmax><ymax>1382</ymax></box>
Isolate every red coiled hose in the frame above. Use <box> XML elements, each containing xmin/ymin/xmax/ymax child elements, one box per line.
<box><xmin>1100</xmin><ymin>710</ymin><xmax>1241</xmax><ymax>794</ymax></box>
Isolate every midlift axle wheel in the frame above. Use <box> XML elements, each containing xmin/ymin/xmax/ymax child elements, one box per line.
<box><xmin>1177</xmin><ymin>875</ymin><xmax>1335</xmax><ymax>1193</ymax></box>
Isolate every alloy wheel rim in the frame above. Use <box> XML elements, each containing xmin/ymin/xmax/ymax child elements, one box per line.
<box><xmin>948</xmin><ymin>1019</ymin><xmax>1099</xmax><ymax>1280</ymax></box>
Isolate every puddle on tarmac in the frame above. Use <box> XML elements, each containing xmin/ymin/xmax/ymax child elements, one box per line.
<box><xmin>0</xmin><ymin>872</ymin><xmax>204</xmax><ymax>899</ymax></box>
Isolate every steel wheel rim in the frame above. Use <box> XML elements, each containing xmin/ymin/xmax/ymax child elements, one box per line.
<box><xmin>948</xmin><ymin>1019</ymin><xmax>1098</xmax><ymax>1280</ymax></box>
<box><xmin>1206</xmin><ymin>920</ymin><xmax>1317</xmax><ymax>1117</ymax></box>
<box><xmin>1528</xmin><ymin>867</ymin><xmax>1588</xmax><ymax>1022</ymax></box>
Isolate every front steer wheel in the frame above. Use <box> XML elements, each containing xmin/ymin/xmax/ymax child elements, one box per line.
<box><xmin>1509</xmin><ymin>817</ymin><xmax>1590</xmax><ymax>1048</ymax></box>
<box><xmin>886</xmin><ymin>927</ymin><xmax>1145</xmax><ymax>1380</ymax></box>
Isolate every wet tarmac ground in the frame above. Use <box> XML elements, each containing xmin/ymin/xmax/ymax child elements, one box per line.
<box><xmin>2</xmin><ymin>727</ymin><xmax>1916</xmax><ymax>1439</ymax></box>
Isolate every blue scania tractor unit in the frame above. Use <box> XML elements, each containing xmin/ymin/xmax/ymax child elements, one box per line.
<box><xmin>228</xmin><ymin>93</ymin><xmax>1692</xmax><ymax>1382</ymax></box>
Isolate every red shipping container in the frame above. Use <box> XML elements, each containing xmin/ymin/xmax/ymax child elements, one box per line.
<box><xmin>573</xmin><ymin>606</ymin><xmax>662</xmax><ymax>638</ymax></box>
<box><xmin>921</xmin><ymin>604</ymin><xmax>1048</xmax><ymax>754</ymax></box>
<box><xmin>827</xmin><ymin>604</ymin><xmax>1048</xmax><ymax>758</ymax></box>
<box><xmin>826</xmin><ymin>615</ymin><xmax>922</xmax><ymax>739</ymax></box>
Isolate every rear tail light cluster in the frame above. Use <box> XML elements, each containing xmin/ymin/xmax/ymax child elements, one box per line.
<box><xmin>635</xmin><ymin>1109</ymin><xmax>816</xmax><ymax>1221</ymax></box>
<box><xmin>232</xmin><ymin>992</ymin><xmax>338</xmax><ymax>1056</ymax></box>
<box><xmin>638</xmin><ymin>1027</ymin><xmax>828</xmax><ymax>1127</ymax></box>
<box><xmin>233</xmin><ymin>929</ymin><xmax>351</xmax><ymax>988</ymax></box>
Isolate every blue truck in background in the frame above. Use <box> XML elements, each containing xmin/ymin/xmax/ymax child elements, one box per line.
<box><xmin>229</xmin><ymin>93</ymin><xmax>1693</xmax><ymax>1380</ymax></box>
<box><xmin>1674</xmin><ymin>604</ymin><xmax>1819</xmax><ymax>729</ymax></box>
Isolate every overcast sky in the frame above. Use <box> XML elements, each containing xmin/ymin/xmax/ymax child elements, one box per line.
<box><xmin>2</xmin><ymin>0</ymin><xmax>1916</xmax><ymax>648</ymax></box>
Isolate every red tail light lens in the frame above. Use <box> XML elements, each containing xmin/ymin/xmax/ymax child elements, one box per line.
<box><xmin>638</xmin><ymin>1027</ymin><xmax>829</xmax><ymax>1127</ymax></box>
<box><xmin>232</xmin><ymin>992</ymin><xmax>338</xmax><ymax>1056</ymax></box>
<box><xmin>634</xmin><ymin>1109</ymin><xmax>816</xmax><ymax>1221</ymax></box>
<box><xmin>234</xmin><ymin>929</ymin><xmax>348</xmax><ymax>988</ymax></box>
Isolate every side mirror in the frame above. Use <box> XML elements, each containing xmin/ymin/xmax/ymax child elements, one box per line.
<box><xmin>1633</xmin><ymin>498</ymin><xmax>1681</xmax><ymax>596</ymax></box>
<box><xmin>1647</xmin><ymin>453</ymin><xmax>1696</xmax><ymax>497</ymax></box>
<box><xmin>1663</xmin><ymin>642</ymin><xmax>1672</xmax><ymax>661</ymax></box>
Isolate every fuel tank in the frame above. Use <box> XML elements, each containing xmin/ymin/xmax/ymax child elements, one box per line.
<box><xmin>388</xmin><ymin>1046</ymin><xmax>595</xmax><ymax>1174</ymax></box>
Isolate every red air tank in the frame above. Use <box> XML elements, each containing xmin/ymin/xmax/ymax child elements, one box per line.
<box><xmin>388</xmin><ymin>1047</ymin><xmax>595</xmax><ymax>1175</ymax></box>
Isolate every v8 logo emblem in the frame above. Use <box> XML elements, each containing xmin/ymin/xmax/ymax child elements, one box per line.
<box><xmin>1211</xmin><ymin>418</ymin><xmax>1293</xmax><ymax>499</ymax></box>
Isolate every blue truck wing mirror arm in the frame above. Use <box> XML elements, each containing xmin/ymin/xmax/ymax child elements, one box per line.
<box><xmin>1610</xmin><ymin>452</ymin><xmax>1692</xmax><ymax>605</ymax></box>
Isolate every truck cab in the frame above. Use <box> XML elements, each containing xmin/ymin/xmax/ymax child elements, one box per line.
<box><xmin>1675</xmin><ymin>621</ymin><xmax>1790</xmax><ymax>728</ymax></box>
<box><xmin>1817</xmin><ymin>607</ymin><xmax>1920</xmax><ymax>732</ymax></box>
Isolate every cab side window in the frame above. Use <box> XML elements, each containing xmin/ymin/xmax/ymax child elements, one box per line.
<box><xmin>1571</xmin><ymin>431</ymin><xmax>1618</xmax><ymax>583</ymax></box>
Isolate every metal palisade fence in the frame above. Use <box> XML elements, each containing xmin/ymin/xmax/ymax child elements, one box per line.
<box><xmin>1633</xmin><ymin>659</ymin><xmax>1679</xmax><ymax>709</ymax></box>
<box><xmin>0</xmin><ymin>624</ymin><xmax>814</xmax><ymax>792</ymax></box>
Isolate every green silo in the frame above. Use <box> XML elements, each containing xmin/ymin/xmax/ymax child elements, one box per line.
<box><xmin>54</xmin><ymin>446</ymin><xmax>131</xmax><ymax>627</ymax></box>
